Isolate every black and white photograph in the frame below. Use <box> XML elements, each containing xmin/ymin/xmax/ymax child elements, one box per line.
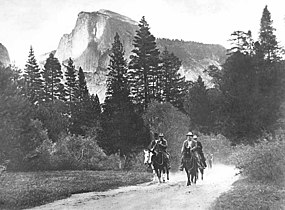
<box><xmin>0</xmin><ymin>0</ymin><xmax>285</xmax><ymax>209</ymax></box>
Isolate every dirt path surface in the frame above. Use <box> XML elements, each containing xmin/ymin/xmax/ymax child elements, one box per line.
<box><xmin>29</xmin><ymin>164</ymin><xmax>239</xmax><ymax>210</ymax></box>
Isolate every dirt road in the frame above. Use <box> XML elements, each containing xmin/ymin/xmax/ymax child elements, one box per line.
<box><xmin>29</xmin><ymin>164</ymin><xmax>239</xmax><ymax>210</ymax></box>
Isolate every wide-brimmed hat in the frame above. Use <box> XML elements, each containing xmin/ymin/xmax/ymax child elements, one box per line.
<box><xmin>193</xmin><ymin>135</ymin><xmax>198</xmax><ymax>139</ymax></box>
<box><xmin>159</xmin><ymin>133</ymin><xmax>164</xmax><ymax>137</ymax></box>
<box><xmin>186</xmin><ymin>132</ymin><xmax>193</xmax><ymax>136</ymax></box>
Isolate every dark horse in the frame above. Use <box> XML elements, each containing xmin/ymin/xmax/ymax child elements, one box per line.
<box><xmin>183</xmin><ymin>149</ymin><xmax>198</xmax><ymax>186</ymax></box>
<box><xmin>144</xmin><ymin>149</ymin><xmax>169</xmax><ymax>183</ymax></box>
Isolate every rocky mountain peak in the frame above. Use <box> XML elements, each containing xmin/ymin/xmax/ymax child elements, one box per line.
<box><xmin>51</xmin><ymin>9</ymin><xmax>226</xmax><ymax>102</ymax></box>
<box><xmin>0</xmin><ymin>43</ymin><xmax>10</xmax><ymax>67</ymax></box>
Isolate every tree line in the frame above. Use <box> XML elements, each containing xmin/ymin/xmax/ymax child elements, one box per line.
<box><xmin>0</xmin><ymin>5</ymin><xmax>284</xmax><ymax>170</ymax></box>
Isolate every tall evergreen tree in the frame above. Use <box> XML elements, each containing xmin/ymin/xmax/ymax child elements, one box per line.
<box><xmin>160</xmin><ymin>47</ymin><xmax>187</xmax><ymax>110</ymax></box>
<box><xmin>102</xmin><ymin>33</ymin><xmax>149</xmax><ymax>155</ymax></box>
<box><xmin>64</xmin><ymin>58</ymin><xmax>78</xmax><ymax>102</ymax></box>
<box><xmin>42</xmin><ymin>53</ymin><xmax>65</xmax><ymax>102</ymax></box>
<box><xmin>24</xmin><ymin>46</ymin><xmax>44</xmax><ymax>104</ymax></box>
<box><xmin>0</xmin><ymin>65</ymin><xmax>43</xmax><ymax>167</ymax></box>
<box><xmin>259</xmin><ymin>5</ymin><xmax>281</xmax><ymax>62</ymax></box>
<box><xmin>184</xmin><ymin>76</ymin><xmax>212</xmax><ymax>133</ymax></box>
<box><xmin>128</xmin><ymin>16</ymin><xmax>161</xmax><ymax>110</ymax></box>
<box><xmin>77</xmin><ymin>67</ymin><xmax>89</xmax><ymax>102</ymax></box>
<box><xmin>69</xmin><ymin>66</ymin><xmax>101</xmax><ymax>135</ymax></box>
<box><xmin>220</xmin><ymin>52</ymin><xmax>259</xmax><ymax>142</ymax></box>
<box><xmin>256</xmin><ymin>5</ymin><xmax>284</xmax><ymax>132</ymax></box>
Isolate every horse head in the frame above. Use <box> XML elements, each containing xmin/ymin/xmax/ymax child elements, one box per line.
<box><xmin>143</xmin><ymin>149</ymin><xmax>153</xmax><ymax>165</ymax></box>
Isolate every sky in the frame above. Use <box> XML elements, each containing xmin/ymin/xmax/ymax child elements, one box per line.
<box><xmin>0</xmin><ymin>0</ymin><xmax>284</xmax><ymax>67</ymax></box>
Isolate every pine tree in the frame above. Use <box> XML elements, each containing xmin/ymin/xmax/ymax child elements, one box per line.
<box><xmin>259</xmin><ymin>5</ymin><xmax>281</xmax><ymax>62</ymax></box>
<box><xmin>101</xmin><ymin>33</ymin><xmax>147</xmax><ymax>155</ymax></box>
<box><xmin>77</xmin><ymin>67</ymin><xmax>89</xmax><ymax>102</ymax></box>
<box><xmin>24</xmin><ymin>46</ymin><xmax>44</xmax><ymax>104</ymax></box>
<box><xmin>0</xmin><ymin>65</ymin><xmax>38</xmax><ymax>165</ymax></box>
<box><xmin>42</xmin><ymin>53</ymin><xmax>65</xmax><ymax>102</ymax></box>
<box><xmin>69</xmin><ymin>66</ymin><xmax>101</xmax><ymax>135</ymax></box>
<box><xmin>160</xmin><ymin>47</ymin><xmax>186</xmax><ymax>110</ymax></box>
<box><xmin>64</xmin><ymin>58</ymin><xmax>78</xmax><ymax>102</ymax></box>
<box><xmin>90</xmin><ymin>94</ymin><xmax>101</xmax><ymax>119</ymax></box>
<box><xmin>184</xmin><ymin>76</ymin><xmax>211</xmax><ymax>133</ymax></box>
<box><xmin>128</xmin><ymin>16</ymin><xmax>161</xmax><ymax>110</ymax></box>
<box><xmin>256</xmin><ymin>5</ymin><xmax>284</xmax><ymax>132</ymax></box>
<box><xmin>228</xmin><ymin>30</ymin><xmax>254</xmax><ymax>55</ymax></box>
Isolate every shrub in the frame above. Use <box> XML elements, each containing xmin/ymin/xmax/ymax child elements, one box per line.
<box><xmin>25</xmin><ymin>134</ymin><xmax>123</xmax><ymax>171</ymax></box>
<box><xmin>229</xmin><ymin>138</ymin><xmax>285</xmax><ymax>183</ymax></box>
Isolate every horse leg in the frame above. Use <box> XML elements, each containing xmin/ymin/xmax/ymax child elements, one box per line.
<box><xmin>167</xmin><ymin>168</ymin><xmax>169</xmax><ymax>180</ymax></box>
<box><xmin>162</xmin><ymin>168</ymin><xmax>166</xmax><ymax>182</ymax></box>
<box><xmin>186</xmin><ymin>170</ymin><xmax>191</xmax><ymax>186</ymax></box>
<box><xmin>191</xmin><ymin>171</ymin><xmax>197</xmax><ymax>184</ymax></box>
<box><xmin>157</xmin><ymin>169</ymin><xmax>162</xmax><ymax>183</ymax></box>
<box><xmin>151</xmin><ymin>165</ymin><xmax>156</xmax><ymax>182</ymax></box>
<box><xmin>200</xmin><ymin>169</ymin><xmax>204</xmax><ymax>180</ymax></box>
<box><xmin>196</xmin><ymin>169</ymin><xmax>199</xmax><ymax>180</ymax></box>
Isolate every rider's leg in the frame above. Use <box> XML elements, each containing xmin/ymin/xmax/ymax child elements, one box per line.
<box><xmin>196</xmin><ymin>153</ymin><xmax>205</xmax><ymax>169</ymax></box>
<box><xmin>179</xmin><ymin>156</ymin><xmax>184</xmax><ymax>171</ymax></box>
<box><xmin>166</xmin><ymin>153</ymin><xmax>171</xmax><ymax>169</ymax></box>
<box><xmin>200</xmin><ymin>152</ymin><xmax>207</xmax><ymax>167</ymax></box>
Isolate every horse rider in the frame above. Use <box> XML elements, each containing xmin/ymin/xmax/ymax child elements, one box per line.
<box><xmin>149</xmin><ymin>133</ymin><xmax>171</xmax><ymax>170</ymax></box>
<box><xmin>179</xmin><ymin>131</ymin><xmax>194</xmax><ymax>171</ymax></box>
<box><xmin>193</xmin><ymin>135</ymin><xmax>207</xmax><ymax>168</ymax></box>
<box><xmin>148</xmin><ymin>132</ymin><xmax>159</xmax><ymax>153</ymax></box>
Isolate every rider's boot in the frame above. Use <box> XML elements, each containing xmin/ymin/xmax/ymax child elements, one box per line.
<box><xmin>167</xmin><ymin>162</ymin><xmax>171</xmax><ymax>170</ymax></box>
<box><xmin>179</xmin><ymin>158</ymin><xmax>184</xmax><ymax>171</ymax></box>
<box><xmin>179</xmin><ymin>163</ymin><xmax>183</xmax><ymax>171</ymax></box>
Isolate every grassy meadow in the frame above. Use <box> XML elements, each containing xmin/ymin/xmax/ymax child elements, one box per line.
<box><xmin>0</xmin><ymin>170</ymin><xmax>152</xmax><ymax>210</ymax></box>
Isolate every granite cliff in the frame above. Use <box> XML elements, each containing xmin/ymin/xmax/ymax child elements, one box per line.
<box><xmin>52</xmin><ymin>9</ymin><xmax>226</xmax><ymax>101</ymax></box>
<box><xmin>0</xmin><ymin>43</ymin><xmax>10</xmax><ymax>67</ymax></box>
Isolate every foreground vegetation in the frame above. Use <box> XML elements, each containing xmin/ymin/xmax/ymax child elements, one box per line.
<box><xmin>0</xmin><ymin>170</ymin><xmax>152</xmax><ymax>210</ymax></box>
<box><xmin>212</xmin><ymin>137</ymin><xmax>285</xmax><ymax>209</ymax></box>
<box><xmin>211</xmin><ymin>177</ymin><xmax>285</xmax><ymax>210</ymax></box>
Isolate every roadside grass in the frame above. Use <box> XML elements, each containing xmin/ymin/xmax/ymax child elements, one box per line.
<box><xmin>0</xmin><ymin>170</ymin><xmax>152</xmax><ymax>210</ymax></box>
<box><xmin>211</xmin><ymin>176</ymin><xmax>285</xmax><ymax>210</ymax></box>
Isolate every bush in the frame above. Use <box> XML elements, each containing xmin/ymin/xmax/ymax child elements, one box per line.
<box><xmin>229</xmin><ymin>138</ymin><xmax>285</xmax><ymax>183</ymax></box>
<box><xmin>25</xmin><ymin>134</ymin><xmax>123</xmax><ymax>171</ymax></box>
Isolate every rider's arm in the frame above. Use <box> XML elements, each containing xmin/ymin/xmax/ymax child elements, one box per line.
<box><xmin>160</xmin><ymin>139</ymin><xmax>167</xmax><ymax>149</ymax></box>
<box><xmin>148</xmin><ymin>140</ymin><xmax>155</xmax><ymax>150</ymax></box>
<box><xmin>181</xmin><ymin>141</ymin><xmax>186</xmax><ymax>153</ymax></box>
<box><xmin>197</xmin><ymin>142</ymin><xmax>203</xmax><ymax>150</ymax></box>
<box><xmin>190</xmin><ymin>141</ymin><xmax>198</xmax><ymax>151</ymax></box>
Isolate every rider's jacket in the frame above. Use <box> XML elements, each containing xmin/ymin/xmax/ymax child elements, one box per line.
<box><xmin>194</xmin><ymin>141</ymin><xmax>203</xmax><ymax>153</ymax></box>
<box><xmin>149</xmin><ymin>138</ymin><xmax>168</xmax><ymax>153</ymax></box>
<box><xmin>181</xmin><ymin>140</ymin><xmax>197</xmax><ymax>155</ymax></box>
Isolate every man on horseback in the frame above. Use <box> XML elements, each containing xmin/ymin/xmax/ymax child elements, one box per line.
<box><xmin>148</xmin><ymin>133</ymin><xmax>171</xmax><ymax>170</ymax></box>
<box><xmin>148</xmin><ymin>132</ymin><xmax>159</xmax><ymax>153</ymax></box>
<box><xmin>179</xmin><ymin>131</ymin><xmax>194</xmax><ymax>171</ymax></box>
<box><xmin>193</xmin><ymin>135</ymin><xmax>207</xmax><ymax>168</ymax></box>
